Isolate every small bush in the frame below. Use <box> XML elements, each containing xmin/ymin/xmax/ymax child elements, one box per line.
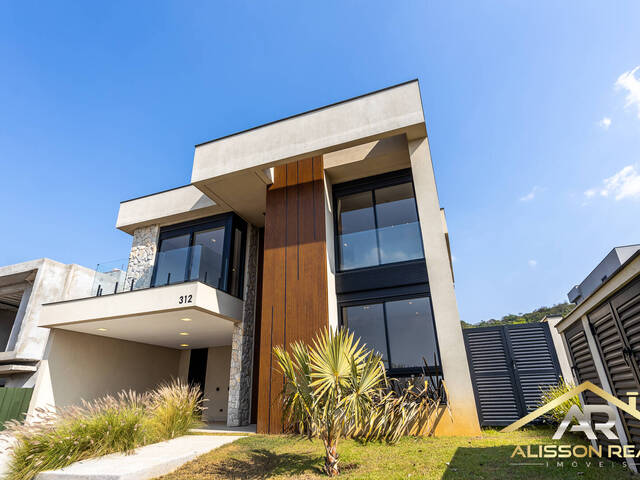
<box><xmin>538</xmin><ymin>377</ymin><xmax>581</xmax><ymax>425</ymax></box>
<box><xmin>146</xmin><ymin>381</ymin><xmax>204</xmax><ymax>441</ymax></box>
<box><xmin>5</xmin><ymin>379</ymin><xmax>203</xmax><ymax>480</ymax></box>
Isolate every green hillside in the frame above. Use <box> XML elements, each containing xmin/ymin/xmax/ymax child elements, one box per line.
<box><xmin>461</xmin><ymin>302</ymin><xmax>575</xmax><ymax>329</ymax></box>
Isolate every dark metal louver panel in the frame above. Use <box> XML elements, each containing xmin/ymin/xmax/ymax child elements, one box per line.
<box><xmin>506</xmin><ymin>324</ymin><xmax>561</xmax><ymax>413</ymax></box>
<box><xmin>463</xmin><ymin>327</ymin><xmax>520</xmax><ymax>426</ymax></box>
<box><xmin>463</xmin><ymin>323</ymin><xmax>561</xmax><ymax>426</ymax></box>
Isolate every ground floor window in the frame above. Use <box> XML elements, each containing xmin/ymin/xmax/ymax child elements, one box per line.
<box><xmin>341</xmin><ymin>295</ymin><xmax>440</xmax><ymax>375</ymax></box>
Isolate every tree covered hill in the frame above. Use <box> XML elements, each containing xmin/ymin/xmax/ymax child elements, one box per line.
<box><xmin>462</xmin><ymin>302</ymin><xmax>575</xmax><ymax>329</ymax></box>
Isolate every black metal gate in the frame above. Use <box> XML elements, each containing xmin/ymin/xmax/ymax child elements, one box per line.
<box><xmin>463</xmin><ymin>322</ymin><xmax>562</xmax><ymax>426</ymax></box>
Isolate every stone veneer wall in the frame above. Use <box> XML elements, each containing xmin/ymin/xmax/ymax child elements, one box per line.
<box><xmin>227</xmin><ymin>225</ymin><xmax>258</xmax><ymax>426</ymax></box>
<box><xmin>124</xmin><ymin>225</ymin><xmax>160</xmax><ymax>290</ymax></box>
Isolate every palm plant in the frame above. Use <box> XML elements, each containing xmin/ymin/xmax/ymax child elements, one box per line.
<box><xmin>273</xmin><ymin>328</ymin><xmax>447</xmax><ymax>477</ymax></box>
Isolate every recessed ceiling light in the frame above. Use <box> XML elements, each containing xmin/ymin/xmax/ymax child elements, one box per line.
<box><xmin>179</xmin><ymin>332</ymin><xmax>189</xmax><ymax>336</ymax></box>
<box><xmin>180</xmin><ymin>318</ymin><xmax>192</xmax><ymax>322</ymax></box>
<box><xmin>97</xmin><ymin>328</ymin><xmax>107</xmax><ymax>332</ymax></box>
<box><xmin>180</xmin><ymin>343</ymin><xmax>189</xmax><ymax>347</ymax></box>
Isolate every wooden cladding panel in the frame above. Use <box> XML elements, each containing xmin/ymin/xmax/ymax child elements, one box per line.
<box><xmin>256</xmin><ymin>157</ymin><xmax>329</xmax><ymax>434</ymax></box>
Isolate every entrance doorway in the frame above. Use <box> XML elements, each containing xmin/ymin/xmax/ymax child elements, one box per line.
<box><xmin>187</xmin><ymin>348</ymin><xmax>208</xmax><ymax>394</ymax></box>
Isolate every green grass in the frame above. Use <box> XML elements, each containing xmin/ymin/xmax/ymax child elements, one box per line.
<box><xmin>157</xmin><ymin>427</ymin><xmax>634</xmax><ymax>479</ymax></box>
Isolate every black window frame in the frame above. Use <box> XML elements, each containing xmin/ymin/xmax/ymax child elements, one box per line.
<box><xmin>151</xmin><ymin>213</ymin><xmax>247</xmax><ymax>299</ymax></box>
<box><xmin>332</xmin><ymin>168</ymin><xmax>424</xmax><ymax>274</ymax></box>
<box><xmin>338</xmin><ymin>287</ymin><xmax>443</xmax><ymax>378</ymax></box>
<box><xmin>333</xmin><ymin>169</ymin><xmax>442</xmax><ymax>380</ymax></box>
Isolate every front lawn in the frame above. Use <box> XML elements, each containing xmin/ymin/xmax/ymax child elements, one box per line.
<box><xmin>157</xmin><ymin>427</ymin><xmax>634</xmax><ymax>479</ymax></box>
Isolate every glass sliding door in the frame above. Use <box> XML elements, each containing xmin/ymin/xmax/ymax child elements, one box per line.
<box><xmin>151</xmin><ymin>213</ymin><xmax>246</xmax><ymax>298</ymax></box>
<box><xmin>153</xmin><ymin>234</ymin><xmax>191</xmax><ymax>286</ymax></box>
<box><xmin>191</xmin><ymin>227</ymin><xmax>226</xmax><ymax>287</ymax></box>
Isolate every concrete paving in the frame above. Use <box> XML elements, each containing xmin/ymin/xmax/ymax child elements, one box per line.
<box><xmin>190</xmin><ymin>422</ymin><xmax>256</xmax><ymax>435</ymax></box>
<box><xmin>36</xmin><ymin>434</ymin><xmax>243</xmax><ymax>480</ymax></box>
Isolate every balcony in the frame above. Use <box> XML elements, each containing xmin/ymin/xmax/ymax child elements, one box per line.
<box><xmin>39</xmin><ymin>247</ymin><xmax>244</xmax><ymax>349</ymax></box>
<box><xmin>40</xmin><ymin>281</ymin><xmax>242</xmax><ymax>349</ymax></box>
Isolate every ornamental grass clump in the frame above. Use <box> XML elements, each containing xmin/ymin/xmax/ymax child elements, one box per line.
<box><xmin>147</xmin><ymin>380</ymin><xmax>204</xmax><ymax>440</ymax></box>
<box><xmin>273</xmin><ymin>328</ymin><xmax>449</xmax><ymax>477</ymax></box>
<box><xmin>538</xmin><ymin>377</ymin><xmax>581</xmax><ymax>425</ymax></box>
<box><xmin>4</xmin><ymin>379</ymin><xmax>203</xmax><ymax>480</ymax></box>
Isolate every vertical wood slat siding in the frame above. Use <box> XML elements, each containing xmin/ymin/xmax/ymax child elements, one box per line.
<box><xmin>256</xmin><ymin>157</ymin><xmax>329</xmax><ymax>434</ymax></box>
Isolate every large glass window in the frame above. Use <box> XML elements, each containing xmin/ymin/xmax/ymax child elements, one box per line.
<box><xmin>336</xmin><ymin>176</ymin><xmax>424</xmax><ymax>271</ymax></box>
<box><xmin>152</xmin><ymin>214</ymin><xmax>245</xmax><ymax>298</ymax></box>
<box><xmin>342</xmin><ymin>296</ymin><xmax>440</xmax><ymax>372</ymax></box>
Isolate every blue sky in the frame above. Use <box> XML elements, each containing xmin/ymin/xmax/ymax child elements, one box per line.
<box><xmin>1</xmin><ymin>1</ymin><xmax>639</xmax><ymax>324</ymax></box>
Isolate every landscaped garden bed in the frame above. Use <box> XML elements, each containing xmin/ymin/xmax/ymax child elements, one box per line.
<box><xmin>4</xmin><ymin>380</ymin><xmax>204</xmax><ymax>480</ymax></box>
<box><xmin>157</xmin><ymin>427</ymin><xmax>634</xmax><ymax>480</ymax></box>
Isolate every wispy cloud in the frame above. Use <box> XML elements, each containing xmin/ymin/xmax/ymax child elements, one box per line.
<box><xmin>615</xmin><ymin>66</ymin><xmax>640</xmax><ymax>119</ymax></box>
<box><xmin>598</xmin><ymin>117</ymin><xmax>612</xmax><ymax>130</ymax></box>
<box><xmin>584</xmin><ymin>164</ymin><xmax>640</xmax><ymax>201</ymax></box>
<box><xmin>519</xmin><ymin>186</ymin><xmax>542</xmax><ymax>202</ymax></box>
<box><xmin>528</xmin><ymin>259</ymin><xmax>537</xmax><ymax>268</ymax></box>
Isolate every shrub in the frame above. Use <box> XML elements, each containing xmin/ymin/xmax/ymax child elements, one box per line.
<box><xmin>146</xmin><ymin>380</ymin><xmax>204</xmax><ymax>441</ymax></box>
<box><xmin>4</xmin><ymin>379</ymin><xmax>203</xmax><ymax>480</ymax></box>
<box><xmin>538</xmin><ymin>377</ymin><xmax>581</xmax><ymax>425</ymax></box>
<box><xmin>273</xmin><ymin>328</ymin><xmax>449</xmax><ymax>477</ymax></box>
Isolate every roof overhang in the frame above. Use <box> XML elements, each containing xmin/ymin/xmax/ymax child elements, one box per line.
<box><xmin>39</xmin><ymin>282</ymin><xmax>242</xmax><ymax>349</ymax></box>
<box><xmin>191</xmin><ymin>80</ymin><xmax>427</xmax><ymax>226</ymax></box>
<box><xmin>0</xmin><ymin>364</ymin><xmax>37</xmax><ymax>375</ymax></box>
<box><xmin>556</xmin><ymin>253</ymin><xmax>640</xmax><ymax>333</ymax></box>
<box><xmin>116</xmin><ymin>185</ymin><xmax>229</xmax><ymax>234</ymax></box>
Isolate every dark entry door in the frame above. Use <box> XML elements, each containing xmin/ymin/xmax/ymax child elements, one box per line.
<box><xmin>463</xmin><ymin>322</ymin><xmax>562</xmax><ymax>426</ymax></box>
<box><xmin>188</xmin><ymin>348</ymin><xmax>209</xmax><ymax>394</ymax></box>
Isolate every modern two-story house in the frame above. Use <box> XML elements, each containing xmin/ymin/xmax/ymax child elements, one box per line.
<box><xmin>36</xmin><ymin>80</ymin><xmax>480</xmax><ymax>434</ymax></box>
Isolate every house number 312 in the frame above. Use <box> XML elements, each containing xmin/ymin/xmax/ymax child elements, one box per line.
<box><xmin>178</xmin><ymin>295</ymin><xmax>193</xmax><ymax>304</ymax></box>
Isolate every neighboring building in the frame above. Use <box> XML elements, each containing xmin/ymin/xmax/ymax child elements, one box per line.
<box><xmin>556</xmin><ymin>246</ymin><xmax>640</xmax><ymax>456</ymax></box>
<box><xmin>0</xmin><ymin>259</ymin><xmax>95</xmax><ymax>412</ymax></box>
<box><xmin>34</xmin><ymin>80</ymin><xmax>480</xmax><ymax>434</ymax></box>
<box><xmin>567</xmin><ymin>244</ymin><xmax>640</xmax><ymax>305</ymax></box>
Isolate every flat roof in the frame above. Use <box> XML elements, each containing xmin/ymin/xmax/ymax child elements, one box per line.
<box><xmin>195</xmin><ymin>79</ymin><xmax>421</xmax><ymax>148</ymax></box>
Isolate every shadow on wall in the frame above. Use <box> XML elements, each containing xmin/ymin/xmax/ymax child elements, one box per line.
<box><xmin>44</xmin><ymin>330</ymin><xmax>181</xmax><ymax>407</ymax></box>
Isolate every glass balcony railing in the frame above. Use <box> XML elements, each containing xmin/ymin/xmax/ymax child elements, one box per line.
<box><xmin>151</xmin><ymin>245</ymin><xmax>225</xmax><ymax>290</ymax></box>
<box><xmin>72</xmin><ymin>244</ymin><xmax>227</xmax><ymax>302</ymax></box>
<box><xmin>91</xmin><ymin>258</ymin><xmax>131</xmax><ymax>296</ymax></box>
<box><xmin>338</xmin><ymin>222</ymin><xmax>424</xmax><ymax>271</ymax></box>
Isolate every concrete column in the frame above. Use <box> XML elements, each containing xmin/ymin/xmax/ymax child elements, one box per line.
<box><xmin>323</xmin><ymin>175</ymin><xmax>339</xmax><ymax>331</ymax></box>
<box><xmin>544</xmin><ymin>316</ymin><xmax>574</xmax><ymax>381</ymax></box>
<box><xmin>408</xmin><ymin>136</ymin><xmax>480</xmax><ymax>435</ymax></box>
<box><xmin>125</xmin><ymin>225</ymin><xmax>160</xmax><ymax>290</ymax></box>
<box><xmin>227</xmin><ymin>225</ymin><xmax>258</xmax><ymax>426</ymax></box>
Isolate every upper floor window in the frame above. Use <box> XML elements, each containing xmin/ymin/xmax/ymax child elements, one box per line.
<box><xmin>334</xmin><ymin>170</ymin><xmax>424</xmax><ymax>271</ymax></box>
<box><xmin>151</xmin><ymin>213</ymin><xmax>246</xmax><ymax>298</ymax></box>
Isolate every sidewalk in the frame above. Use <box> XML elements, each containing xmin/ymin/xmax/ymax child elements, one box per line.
<box><xmin>36</xmin><ymin>434</ymin><xmax>243</xmax><ymax>480</ymax></box>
